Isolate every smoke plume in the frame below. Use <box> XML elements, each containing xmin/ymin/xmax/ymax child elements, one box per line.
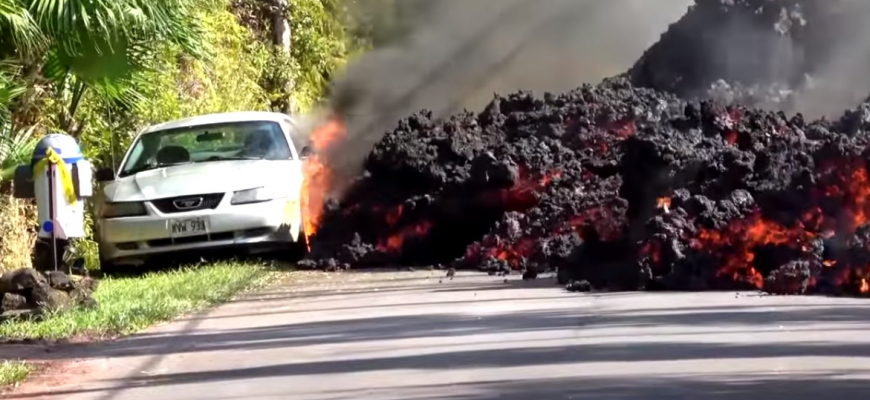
<box><xmin>320</xmin><ymin>0</ymin><xmax>693</xmax><ymax>190</ymax></box>
<box><xmin>626</xmin><ymin>0</ymin><xmax>870</xmax><ymax>118</ymax></box>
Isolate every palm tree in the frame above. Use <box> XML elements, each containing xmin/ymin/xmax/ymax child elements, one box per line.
<box><xmin>0</xmin><ymin>0</ymin><xmax>216</xmax><ymax>138</ymax></box>
<box><xmin>0</xmin><ymin>0</ymin><xmax>43</xmax><ymax>55</ymax></box>
<box><xmin>0</xmin><ymin>0</ymin><xmax>41</xmax><ymax>126</ymax></box>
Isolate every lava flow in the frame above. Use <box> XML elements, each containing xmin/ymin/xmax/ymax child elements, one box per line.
<box><xmin>294</xmin><ymin>0</ymin><xmax>870</xmax><ymax>297</ymax></box>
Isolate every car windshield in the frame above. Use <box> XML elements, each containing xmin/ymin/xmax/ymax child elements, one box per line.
<box><xmin>119</xmin><ymin>120</ymin><xmax>292</xmax><ymax>177</ymax></box>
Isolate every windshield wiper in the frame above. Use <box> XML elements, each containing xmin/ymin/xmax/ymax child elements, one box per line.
<box><xmin>198</xmin><ymin>156</ymin><xmax>265</xmax><ymax>162</ymax></box>
<box><xmin>119</xmin><ymin>161</ymin><xmax>192</xmax><ymax>177</ymax></box>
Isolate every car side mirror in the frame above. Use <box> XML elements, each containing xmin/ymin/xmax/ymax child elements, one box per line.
<box><xmin>94</xmin><ymin>167</ymin><xmax>116</xmax><ymax>182</ymax></box>
<box><xmin>299</xmin><ymin>145</ymin><xmax>313</xmax><ymax>160</ymax></box>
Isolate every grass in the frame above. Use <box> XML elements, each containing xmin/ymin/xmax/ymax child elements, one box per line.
<box><xmin>0</xmin><ymin>360</ymin><xmax>31</xmax><ymax>388</ymax></box>
<box><xmin>0</xmin><ymin>261</ymin><xmax>273</xmax><ymax>341</ymax></box>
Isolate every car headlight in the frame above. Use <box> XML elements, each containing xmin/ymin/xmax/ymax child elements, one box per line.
<box><xmin>102</xmin><ymin>202</ymin><xmax>147</xmax><ymax>218</ymax></box>
<box><xmin>231</xmin><ymin>186</ymin><xmax>280</xmax><ymax>205</ymax></box>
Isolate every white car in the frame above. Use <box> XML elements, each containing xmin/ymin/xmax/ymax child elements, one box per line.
<box><xmin>94</xmin><ymin>111</ymin><xmax>309</xmax><ymax>273</ymax></box>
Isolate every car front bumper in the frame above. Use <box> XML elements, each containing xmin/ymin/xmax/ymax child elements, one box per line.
<box><xmin>97</xmin><ymin>196</ymin><xmax>302</xmax><ymax>265</ymax></box>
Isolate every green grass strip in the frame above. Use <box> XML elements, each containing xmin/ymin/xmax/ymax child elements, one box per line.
<box><xmin>0</xmin><ymin>261</ymin><xmax>270</xmax><ymax>341</ymax></box>
<box><xmin>0</xmin><ymin>360</ymin><xmax>31</xmax><ymax>388</ymax></box>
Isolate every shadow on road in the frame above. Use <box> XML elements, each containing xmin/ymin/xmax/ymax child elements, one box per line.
<box><xmin>7</xmin><ymin>275</ymin><xmax>870</xmax><ymax>399</ymax></box>
<box><xmin>357</xmin><ymin>375</ymin><xmax>870</xmax><ymax>400</ymax></box>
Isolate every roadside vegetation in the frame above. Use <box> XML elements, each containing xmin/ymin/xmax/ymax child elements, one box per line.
<box><xmin>0</xmin><ymin>0</ymin><xmax>402</xmax><ymax>351</ymax></box>
<box><xmin>0</xmin><ymin>360</ymin><xmax>31</xmax><ymax>388</ymax></box>
<box><xmin>0</xmin><ymin>262</ymin><xmax>273</xmax><ymax>341</ymax></box>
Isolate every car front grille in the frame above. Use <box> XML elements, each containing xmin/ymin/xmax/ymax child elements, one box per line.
<box><xmin>151</xmin><ymin>193</ymin><xmax>225</xmax><ymax>214</ymax></box>
<box><xmin>147</xmin><ymin>231</ymin><xmax>235</xmax><ymax>247</ymax></box>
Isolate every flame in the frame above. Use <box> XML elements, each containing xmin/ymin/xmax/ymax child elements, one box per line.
<box><xmin>656</xmin><ymin>197</ymin><xmax>671</xmax><ymax>213</ymax></box>
<box><xmin>861</xmin><ymin>278</ymin><xmax>869</xmax><ymax>294</ymax></box>
<box><xmin>301</xmin><ymin>117</ymin><xmax>346</xmax><ymax>245</ymax></box>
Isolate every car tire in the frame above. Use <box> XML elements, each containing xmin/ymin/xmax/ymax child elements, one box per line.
<box><xmin>281</xmin><ymin>232</ymin><xmax>309</xmax><ymax>263</ymax></box>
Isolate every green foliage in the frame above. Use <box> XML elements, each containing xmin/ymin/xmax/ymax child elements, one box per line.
<box><xmin>288</xmin><ymin>0</ymin><xmax>350</xmax><ymax>110</ymax></box>
<box><xmin>337</xmin><ymin>0</ymin><xmax>404</xmax><ymax>51</ymax></box>
<box><xmin>128</xmin><ymin>7</ymin><xmax>270</xmax><ymax>122</ymax></box>
<box><xmin>0</xmin><ymin>125</ymin><xmax>37</xmax><ymax>180</ymax></box>
<box><xmin>0</xmin><ymin>0</ymin><xmax>222</xmax><ymax>137</ymax></box>
<box><xmin>0</xmin><ymin>360</ymin><xmax>31</xmax><ymax>388</ymax></box>
<box><xmin>0</xmin><ymin>0</ymin><xmax>44</xmax><ymax>57</ymax></box>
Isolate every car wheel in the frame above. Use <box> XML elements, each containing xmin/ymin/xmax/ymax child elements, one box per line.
<box><xmin>294</xmin><ymin>232</ymin><xmax>310</xmax><ymax>259</ymax></box>
<box><xmin>280</xmin><ymin>231</ymin><xmax>308</xmax><ymax>263</ymax></box>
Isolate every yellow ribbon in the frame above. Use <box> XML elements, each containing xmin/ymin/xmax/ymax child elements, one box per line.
<box><xmin>33</xmin><ymin>147</ymin><xmax>77</xmax><ymax>205</ymax></box>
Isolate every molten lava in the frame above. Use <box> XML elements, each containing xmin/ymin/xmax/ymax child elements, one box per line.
<box><xmin>299</xmin><ymin>75</ymin><xmax>870</xmax><ymax>297</ymax></box>
<box><xmin>301</xmin><ymin>117</ymin><xmax>346</xmax><ymax>245</ymax></box>
<box><xmin>294</xmin><ymin>0</ymin><xmax>870</xmax><ymax>298</ymax></box>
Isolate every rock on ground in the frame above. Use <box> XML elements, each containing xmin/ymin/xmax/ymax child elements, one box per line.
<box><xmin>0</xmin><ymin>268</ymin><xmax>98</xmax><ymax>323</ymax></box>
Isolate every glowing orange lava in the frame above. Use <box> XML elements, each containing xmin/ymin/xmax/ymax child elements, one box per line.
<box><xmin>377</xmin><ymin>220</ymin><xmax>433</xmax><ymax>252</ymax></box>
<box><xmin>644</xmin><ymin>160</ymin><xmax>870</xmax><ymax>292</ymax></box>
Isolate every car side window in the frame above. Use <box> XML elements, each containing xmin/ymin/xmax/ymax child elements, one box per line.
<box><xmin>281</xmin><ymin>118</ymin><xmax>301</xmax><ymax>160</ymax></box>
<box><xmin>240</xmin><ymin>126</ymin><xmax>291</xmax><ymax>160</ymax></box>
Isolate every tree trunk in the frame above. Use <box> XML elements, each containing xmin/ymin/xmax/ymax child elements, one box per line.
<box><xmin>271</xmin><ymin>0</ymin><xmax>291</xmax><ymax>52</ymax></box>
<box><xmin>270</xmin><ymin>0</ymin><xmax>294</xmax><ymax>113</ymax></box>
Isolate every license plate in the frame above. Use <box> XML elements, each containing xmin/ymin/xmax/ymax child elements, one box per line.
<box><xmin>169</xmin><ymin>218</ymin><xmax>209</xmax><ymax>238</ymax></box>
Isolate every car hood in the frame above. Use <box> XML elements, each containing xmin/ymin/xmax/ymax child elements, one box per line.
<box><xmin>104</xmin><ymin>160</ymin><xmax>288</xmax><ymax>201</ymax></box>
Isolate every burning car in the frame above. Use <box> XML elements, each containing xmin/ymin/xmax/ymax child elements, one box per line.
<box><xmin>93</xmin><ymin>111</ymin><xmax>310</xmax><ymax>273</ymax></box>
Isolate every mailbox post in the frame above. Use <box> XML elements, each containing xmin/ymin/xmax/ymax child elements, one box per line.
<box><xmin>14</xmin><ymin>133</ymin><xmax>93</xmax><ymax>272</ymax></box>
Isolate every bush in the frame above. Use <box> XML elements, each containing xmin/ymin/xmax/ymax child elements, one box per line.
<box><xmin>0</xmin><ymin>194</ymin><xmax>35</xmax><ymax>273</ymax></box>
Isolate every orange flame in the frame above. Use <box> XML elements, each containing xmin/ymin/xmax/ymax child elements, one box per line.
<box><xmin>656</xmin><ymin>197</ymin><xmax>671</xmax><ymax>213</ymax></box>
<box><xmin>301</xmin><ymin>117</ymin><xmax>346</xmax><ymax>246</ymax></box>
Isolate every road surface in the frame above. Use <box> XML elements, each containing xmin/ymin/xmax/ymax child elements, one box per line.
<box><xmin>7</xmin><ymin>270</ymin><xmax>870</xmax><ymax>400</ymax></box>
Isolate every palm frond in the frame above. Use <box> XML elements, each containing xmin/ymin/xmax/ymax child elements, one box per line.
<box><xmin>28</xmin><ymin>0</ymin><xmax>123</xmax><ymax>55</ymax></box>
<box><xmin>0</xmin><ymin>0</ymin><xmax>45</xmax><ymax>55</ymax></box>
<box><xmin>40</xmin><ymin>47</ymin><xmax>68</xmax><ymax>84</ymax></box>
<box><xmin>22</xmin><ymin>0</ymin><xmax>213</xmax><ymax>125</ymax></box>
<box><xmin>90</xmin><ymin>76</ymin><xmax>145</xmax><ymax>109</ymax></box>
<box><xmin>0</xmin><ymin>61</ymin><xmax>27</xmax><ymax>130</ymax></box>
<box><xmin>0</xmin><ymin>124</ymin><xmax>37</xmax><ymax>169</ymax></box>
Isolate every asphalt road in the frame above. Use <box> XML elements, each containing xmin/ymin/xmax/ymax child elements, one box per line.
<box><xmin>8</xmin><ymin>270</ymin><xmax>870</xmax><ymax>400</ymax></box>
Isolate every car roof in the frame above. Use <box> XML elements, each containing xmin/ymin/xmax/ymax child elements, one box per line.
<box><xmin>141</xmin><ymin>111</ymin><xmax>296</xmax><ymax>134</ymax></box>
